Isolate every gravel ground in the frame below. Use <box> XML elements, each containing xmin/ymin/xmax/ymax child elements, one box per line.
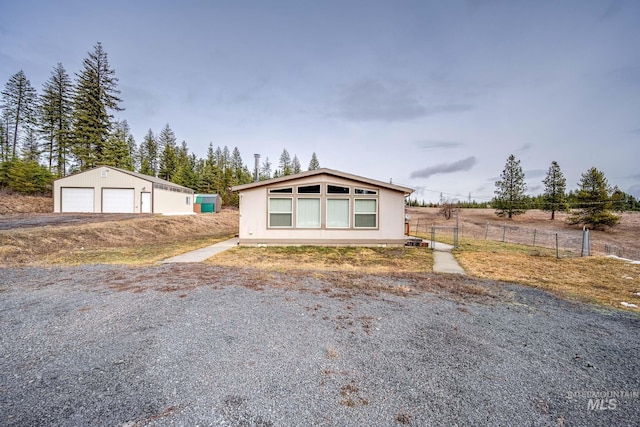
<box><xmin>0</xmin><ymin>213</ymin><xmax>149</xmax><ymax>230</ymax></box>
<box><xmin>1</xmin><ymin>265</ymin><xmax>639</xmax><ymax>426</ymax></box>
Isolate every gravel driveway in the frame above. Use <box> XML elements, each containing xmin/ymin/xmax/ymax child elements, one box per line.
<box><xmin>1</xmin><ymin>265</ymin><xmax>638</xmax><ymax>426</ymax></box>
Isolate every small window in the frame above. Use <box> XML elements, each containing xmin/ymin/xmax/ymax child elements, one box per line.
<box><xmin>327</xmin><ymin>185</ymin><xmax>350</xmax><ymax>194</ymax></box>
<box><xmin>297</xmin><ymin>184</ymin><xmax>321</xmax><ymax>194</ymax></box>
<box><xmin>355</xmin><ymin>188</ymin><xmax>377</xmax><ymax>195</ymax></box>
<box><xmin>269</xmin><ymin>187</ymin><xmax>293</xmax><ymax>194</ymax></box>
<box><xmin>269</xmin><ymin>198</ymin><xmax>293</xmax><ymax>227</ymax></box>
<box><xmin>354</xmin><ymin>199</ymin><xmax>377</xmax><ymax>228</ymax></box>
<box><xmin>186</xmin><ymin>196</ymin><xmax>191</xmax><ymax>205</ymax></box>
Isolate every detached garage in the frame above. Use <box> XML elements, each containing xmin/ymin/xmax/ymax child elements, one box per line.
<box><xmin>53</xmin><ymin>166</ymin><xmax>195</xmax><ymax>214</ymax></box>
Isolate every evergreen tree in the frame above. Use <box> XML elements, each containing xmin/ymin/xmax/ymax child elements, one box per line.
<box><xmin>39</xmin><ymin>63</ymin><xmax>74</xmax><ymax>177</ymax></box>
<box><xmin>0</xmin><ymin>158</ymin><xmax>53</xmax><ymax>194</ymax></box>
<box><xmin>541</xmin><ymin>160</ymin><xmax>567</xmax><ymax>220</ymax></box>
<box><xmin>493</xmin><ymin>154</ymin><xmax>527</xmax><ymax>218</ymax></box>
<box><xmin>308</xmin><ymin>152</ymin><xmax>320</xmax><ymax>170</ymax></box>
<box><xmin>260</xmin><ymin>156</ymin><xmax>272</xmax><ymax>180</ymax></box>
<box><xmin>278</xmin><ymin>148</ymin><xmax>292</xmax><ymax>176</ymax></box>
<box><xmin>1</xmin><ymin>70</ymin><xmax>38</xmax><ymax>159</ymax></box>
<box><xmin>138</xmin><ymin>129</ymin><xmax>157</xmax><ymax>176</ymax></box>
<box><xmin>21</xmin><ymin>127</ymin><xmax>41</xmax><ymax>162</ymax></box>
<box><xmin>102</xmin><ymin>120</ymin><xmax>135</xmax><ymax>170</ymax></box>
<box><xmin>173</xmin><ymin>142</ymin><xmax>198</xmax><ymax>189</ymax></box>
<box><xmin>157</xmin><ymin>124</ymin><xmax>178</xmax><ymax>181</ymax></box>
<box><xmin>292</xmin><ymin>155</ymin><xmax>301</xmax><ymax>174</ymax></box>
<box><xmin>72</xmin><ymin>42</ymin><xmax>123</xmax><ymax>169</ymax></box>
<box><xmin>567</xmin><ymin>167</ymin><xmax>620</xmax><ymax>228</ymax></box>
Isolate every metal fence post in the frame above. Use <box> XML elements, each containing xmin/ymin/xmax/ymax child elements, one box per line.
<box><xmin>502</xmin><ymin>223</ymin><xmax>506</xmax><ymax>242</ymax></box>
<box><xmin>556</xmin><ymin>233</ymin><xmax>559</xmax><ymax>259</ymax></box>
<box><xmin>431</xmin><ymin>226</ymin><xmax>435</xmax><ymax>250</ymax></box>
<box><xmin>533</xmin><ymin>228</ymin><xmax>537</xmax><ymax>247</ymax></box>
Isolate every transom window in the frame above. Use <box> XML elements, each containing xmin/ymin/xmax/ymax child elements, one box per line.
<box><xmin>327</xmin><ymin>185</ymin><xmax>350</xmax><ymax>194</ymax></box>
<box><xmin>297</xmin><ymin>184</ymin><xmax>321</xmax><ymax>194</ymax></box>
<box><xmin>355</xmin><ymin>188</ymin><xmax>377</xmax><ymax>195</ymax></box>
<box><xmin>269</xmin><ymin>187</ymin><xmax>293</xmax><ymax>194</ymax></box>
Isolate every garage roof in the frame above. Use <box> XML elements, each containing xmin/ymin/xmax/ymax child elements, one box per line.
<box><xmin>56</xmin><ymin>166</ymin><xmax>195</xmax><ymax>193</ymax></box>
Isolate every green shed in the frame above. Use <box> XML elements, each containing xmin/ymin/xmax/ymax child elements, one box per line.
<box><xmin>194</xmin><ymin>194</ymin><xmax>222</xmax><ymax>213</ymax></box>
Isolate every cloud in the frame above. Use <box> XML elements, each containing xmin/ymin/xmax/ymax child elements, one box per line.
<box><xmin>410</xmin><ymin>156</ymin><xmax>477</xmax><ymax>179</ymax></box>
<box><xmin>515</xmin><ymin>143</ymin><xmax>533</xmax><ymax>153</ymax></box>
<box><xmin>599</xmin><ymin>0</ymin><xmax>625</xmax><ymax>21</ymax></box>
<box><xmin>413</xmin><ymin>140</ymin><xmax>464</xmax><ymax>150</ymax></box>
<box><xmin>627</xmin><ymin>184</ymin><xmax>640</xmax><ymax>199</ymax></box>
<box><xmin>337</xmin><ymin>80</ymin><xmax>473</xmax><ymax>122</ymax></box>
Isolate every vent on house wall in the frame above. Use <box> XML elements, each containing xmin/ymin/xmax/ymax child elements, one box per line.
<box><xmin>101</xmin><ymin>169</ymin><xmax>108</xmax><ymax>178</ymax></box>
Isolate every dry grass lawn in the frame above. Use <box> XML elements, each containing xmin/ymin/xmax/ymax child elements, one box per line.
<box><xmin>0</xmin><ymin>210</ymin><xmax>238</xmax><ymax>266</ymax></box>
<box><xmin>453</xmin><ymin>238</ymin><xmax>640</xmax><ymax>311</ymax></box>
<box><xmin>209</xmin><ymin>245</ymin><xmax>433</xmax><ymax>274</ymax></box>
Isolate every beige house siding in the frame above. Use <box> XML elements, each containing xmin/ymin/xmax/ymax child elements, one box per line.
<box><xmin>233</xmin><ymin>169</ymin><xmax>412</xmax><ymax>246</ymax></box>
<box><xmin>53</xmin><ymin>166</ymin><xmax>194</xmax><ymax>214</ymax></box>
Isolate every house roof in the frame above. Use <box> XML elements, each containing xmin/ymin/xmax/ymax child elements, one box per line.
<box><xmin>231</xmin><ymin>168</ymin><xmax>414</xmax><ymax>195</ymax></box>
<box><xmin>56</xmin><ymin>165</ymin><xmax>195</xmax><ymax>193</ymax></box>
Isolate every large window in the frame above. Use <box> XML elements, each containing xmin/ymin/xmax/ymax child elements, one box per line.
<box><xmin>297</xmin><ymin>198</ymin><xmax>321</xmax><ymax>228</ymax></box>
<box><xmin>354</xmin><ymin>199</ymin><xmax>377</xmax><ymax>228</ymax></box>
<box><xmin>327</xmin><ymin>199</ymin><xmax>349</xmax><ymax>228</ymax></box>
<box><xmin>269</xmin><ymin>198</ymin><xmax>292</xmax><ymax>227</ymax></box>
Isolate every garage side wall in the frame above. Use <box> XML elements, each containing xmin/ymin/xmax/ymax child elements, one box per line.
<box><xmin>153</xmin><ymin>187</ymin><xmax>194</xmax><ymax>214</ymax></box>
<box><xmin>53</xmin><ymin>167</ymin><xmax>150</xmax><ymax>213</ymax></box>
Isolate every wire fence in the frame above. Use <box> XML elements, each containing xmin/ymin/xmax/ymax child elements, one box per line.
<box><xmin>407</xmin><ymin>219</ymin><xmax>609</xmax><ymax>259</ymax></box>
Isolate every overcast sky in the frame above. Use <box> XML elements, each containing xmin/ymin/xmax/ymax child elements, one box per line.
<box><xmin>1</xmin><ymin>0</ymin><xmax>639</xmax><ymax>202</ymax></box>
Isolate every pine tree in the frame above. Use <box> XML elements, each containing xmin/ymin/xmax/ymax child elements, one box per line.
<box><xmin>541</xmin><ymin>161</ymin><xmax>567</xmax><ymax>220</ymax></box>
<box><xmin>260</xmin><ymin>156</ymin><xmax>272</xmax><ymax>180</ymax></box>
<box><xmin>138</xmin><ymin>129</ymin><xmax>157</xmax><ymax>176</ymax></box>
<box><xmin>278</xmin><ymin>148</ymin><xmax>292</xmax><ymax>176</ymax></box>
<box><xmin>308</xmin><ymin>152</ymin><xmax>320</xmax><ymax>170</ymax></box>
<box><xmin>39</xmin><ymin>63</ymin><xmax>74</xmax><ymax>177</ymax></box>
<box><xmin>72</xmin><ymin>42</ymin><xmax>123</xmax><ymax>169</ymax></box>
<box><xmin>567</xmin><ymin>167</ymin><xmax>620</xmax><ymax>229</ymax></box>
<box><xmin>102</xmin><ymin>120</ymin><xmax>135</xmax><ymax>170</ymax></box>
<box><xmin>157</xmin><ymin>124</ymin><xmax>177</xmax><ymax>181</ymax></box>
<box><xmin>1</xmin><ymin>70</ymin><xmax>38</xmax><ymax>159</ymax></box>
<box><xmin>493</xmin><ymin>154</ymin><xmax>527</xmax><ymax>218</ymax></box>
<box><xmin>21</xmin><ymin>128</ymin><xmax>41</xmax><ymax>162</ymax></box>
<box><xmin>292</xmin><ymin>155</ymin><xmax>301</xmax><ymax>174</ymax></box>
<box><xmin>172</xmin><ymin>142</ymin><xmax>198</xmax><ymax>189</ymax></box>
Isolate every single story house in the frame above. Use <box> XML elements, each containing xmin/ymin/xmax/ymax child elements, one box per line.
<box><xmin>231</xmin><ymin>168</ymin><xmax>413</xmax><ymax>246</ymax></box>
<box><xmin>53</xmin><ymin>166</ymin><xmax>195</xmax><ymax>214</ymax></box>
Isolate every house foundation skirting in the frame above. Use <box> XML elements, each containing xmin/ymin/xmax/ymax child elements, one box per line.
<box><xmin>237</xmin><ymin>238</ymin><xmax>406</xmax><ymax>247</ymax></box>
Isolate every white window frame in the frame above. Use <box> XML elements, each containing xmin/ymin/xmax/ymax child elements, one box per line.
<box><xmin>354</xmin><ymin>198</ymin><xmax>378</xmax><ymax>228</ymax></box>
<box><xmin>296</xmin><ymin>198</ymin><xmax>321</xmax><ymax>228</ymax></box>
<box><xmin>326</xmin><ymin>198</ymin><xmax>350</xmax><ymax>228</ymax></box>
<box><xmin>268</xmin><ymin>197</ymin><xmax>293</xmax><ymax>228</ymax></box>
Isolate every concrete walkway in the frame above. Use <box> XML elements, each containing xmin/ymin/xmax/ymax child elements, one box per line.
<box><xmin>431</xmin><ymin>241</ymin><xmax>466</xmax><ymax>275</ymax></box>
<box><xmin>160</xmin><ymin>237</ymin><xmax>238</xmax><ymax>263</ymax></box>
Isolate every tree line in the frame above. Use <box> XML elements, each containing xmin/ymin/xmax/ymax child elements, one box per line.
<box><xmin>0</xmin><ymin>42</ymin><xmax>321</xmax><ymax>205</ymax></box>
<box><xmin>493</xmin><ymin>154</ymin><xmax>637</xmax><ymax>229</ymax></box>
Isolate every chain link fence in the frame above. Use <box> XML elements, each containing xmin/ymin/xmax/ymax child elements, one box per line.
<box><xmin>408</xmin><ymin>219</ymin><xmax>595</xmax><ymax>258</ymax></box>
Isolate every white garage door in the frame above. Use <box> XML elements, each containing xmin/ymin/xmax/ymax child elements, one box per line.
<box><xmin>61</xmin><ymin>188</ymin><xmax>94</xmax><ymax>212</ymax></box>
<box><xmin>103</xmin><ymin>189</ymin><xmax>135</xmax><ymax>213</ymax></box>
